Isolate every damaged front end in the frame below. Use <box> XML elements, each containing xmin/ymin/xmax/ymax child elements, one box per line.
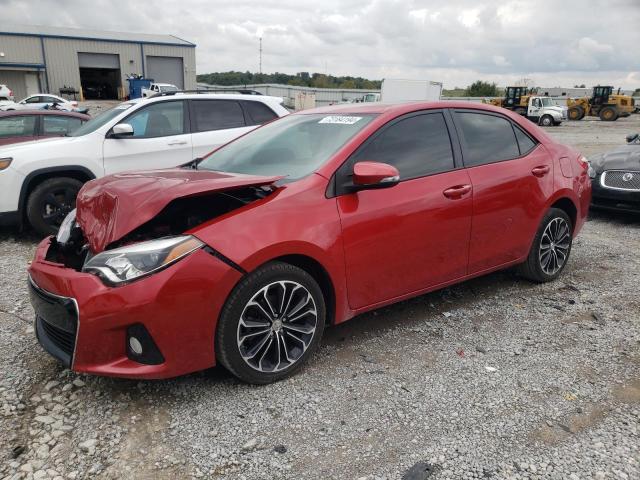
<box><xmin>47</xmin><ymin>169</ymin><xmax>283</xmax><ymax>284</ymax></box>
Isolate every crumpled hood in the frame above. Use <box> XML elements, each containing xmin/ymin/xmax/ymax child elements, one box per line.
<box><xmin>76</xmin><ymin>169</ymin><xmax>283</xmax><ymax>253</ymax></box>
<box><xmin>590</xmin><ymin>145</ymin><xmax>640</xmax><ymax>173</ymax></box>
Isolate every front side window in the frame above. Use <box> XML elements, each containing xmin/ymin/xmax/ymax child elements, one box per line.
<box><xmin>455</xmin><ymin>112</ymin><xmax>520</xmax><ymax>167</ymax></box>
<box><xmin>43</xmin><ymin>116</ymin><xmax>83</xmax><ymax>135</ymax></box>
<box><xmin>0</xmin><ymin>115</ymin><xmax>37</xmax><ymax>138</ymax></box>
<box><xmin>192</xmin><ymin>100</ymin><xmax>245</xmax><ymax>132</ymax></box>
<box><xmin>126</xmin><ymin>101</ymin><xmax>185</xmax><ymax>138</ymax></box>
<box><xmin>69</xmin><ymin>102</ymin><xmax>134</xmax><ymax>137</ymax></box>
<box><xmin>198</xmin><ymin>113</ymin><xmax>376</xmax><ymax>181</ymax></box>
<box><xmin>351</xmin><ymin>112</ymin><xmax>455</xmax><ymax>180</ymax></box>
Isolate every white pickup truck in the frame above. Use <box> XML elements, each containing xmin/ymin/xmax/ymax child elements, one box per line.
<box><xmin>141</xmin><ymin>83</ymin><xmax>179</xmax><ymax>98</ymax></box>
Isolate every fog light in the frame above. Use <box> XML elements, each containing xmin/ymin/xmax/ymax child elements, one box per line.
<box><xmin>126</xmin><ymin>324</ymin><xmax>165</xmax><ymax>365</ymax></box>
<box><xmin>129</xmin><ymin>336</ymin><xmax>143</xmax><ymax>355</ymax></box>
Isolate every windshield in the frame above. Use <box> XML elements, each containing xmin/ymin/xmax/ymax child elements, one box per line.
<box><xmin>69</xmin><ymin>102</ymin><xmax>135</xmax><ymax>136</ymax></box>
<box><xmin>160</xmin><ymin>85</ymin><xmax>179</xmax><ymax>92</ymax></box>
<box><xmin>198</xmin><ymin>113</ymin><xmax>377</xmax><ymax>180</ymax></box>
<box><xmin>541</xmin><ymin>98</ymin><xmax>554</xmax><ymax>107</ymax></box>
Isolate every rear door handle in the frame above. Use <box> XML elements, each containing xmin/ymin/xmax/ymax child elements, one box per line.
<box><xmin>532</xmin><ymin>165</ymin><xmax>550</xmax><ymax>177</ymax></box>
<box><xmin>167</xmin><ymin>140</ymin><xmax>187</xmax><ymax>146</ymax></box>
<box><xmin>443</xmin><ymin>184</ymin><xmax>472</xmax><ymax>199</ymax></box>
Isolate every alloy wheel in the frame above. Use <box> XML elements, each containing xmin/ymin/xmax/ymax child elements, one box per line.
<box><xmin>237</xmin><ymin>281</ymin><xmax>318</xmax><ymax>372</ymax></box>
<box><xmin>538</xmin><ymin>217</ymin><xmax>571</xmax><ymax>275</ymax></box>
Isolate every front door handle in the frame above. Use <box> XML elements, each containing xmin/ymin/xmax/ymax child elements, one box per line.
<box><xmin>532</xmin><ymin>165</ymin><xmax>550</xmax><ymax>177</ymax></box>
<box><xmin>443</xmin><ymin>184</ymin><xmax>472</xmax><ymax>199</ymax></box>
<box><xmin>167</xmin><ymin>140</ymin><xmax>187</xmax><ymax>146</ymax></box>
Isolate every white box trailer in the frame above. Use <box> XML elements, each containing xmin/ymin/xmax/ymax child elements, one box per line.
<box><xmin>381</xmin><ymin>78</ymin><xmax>443</xmax><ymax>103</ymax></box>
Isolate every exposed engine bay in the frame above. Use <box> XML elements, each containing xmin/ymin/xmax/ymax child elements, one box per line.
<box><xmin>45</xmin><ymin>186</ymin><xmax>273</xmax><ymax>271</ymax></box>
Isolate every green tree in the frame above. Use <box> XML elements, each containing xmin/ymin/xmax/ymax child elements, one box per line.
<box><xmin>465</xmin><ymin>80</ymin><xmax>499</xmax><ymax>97</ymax></box>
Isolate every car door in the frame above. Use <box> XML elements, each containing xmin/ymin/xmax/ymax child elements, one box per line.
<box><xmin>102</xmin><ymin>100</ymin><xmax>192</xmax><ymax>174</ymax></box>
<box><xmin>189</xmin><ymin>99</ymin><xmax>255</xmax><ymax>158</ymax></box>
<box><xmin>451</xmin><ymin>110</ymin><xmax>554</xmax><ymax>274</ymax></box>
<box><xmin>0</xmin><ymin>114</ymin><xmax>38</xmax><ymax>145</ymax></box>
<box><xmin>527</xmin><ymin>98</ymin><xmax>542</xmax><ymax>122</ymax></box>
<box><xmin>335</xmin><ymin>111</ymin><xmax>473</xmax><ymax>309</ymax></box>
<box><xmin>21</xmin><ymin>95</ymin><xmax>45</xmax><ymax>109</ymax></box>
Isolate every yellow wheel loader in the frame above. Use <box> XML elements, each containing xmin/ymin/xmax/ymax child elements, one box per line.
<box><xmin>567</xmin><ymin>86</ymin><xmax>634</xmax><ymax>121</ymax></box>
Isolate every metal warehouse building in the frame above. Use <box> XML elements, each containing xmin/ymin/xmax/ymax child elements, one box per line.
<box><xmin>0</xmin><ymin>24</ymin><xmax>196</xmax><ymax>100</ymax></box>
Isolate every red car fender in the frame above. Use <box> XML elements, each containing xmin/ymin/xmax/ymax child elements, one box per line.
<box><xmin>190</xmin><ymin>174</ymin><xmax>354</xmax><ymax>325</ymax></box>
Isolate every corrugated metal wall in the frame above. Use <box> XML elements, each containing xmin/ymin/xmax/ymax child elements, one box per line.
<box><xmin>0</xmin><ymin>34</ymin><xmax>43</xmax><ymax>64</ymax></box>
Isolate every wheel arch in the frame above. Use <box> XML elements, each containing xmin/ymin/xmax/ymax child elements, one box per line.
<box><xmin>260</xmin><ymin>253</ymin><xmax>337</xmax><ymax>327</ymax></box>
<box><xmin>18</xmin><ymin>166</ymin><xmax>96</xmax><ymax>219</ymax></box>
<box><xmin>548</xmin><ymin>196</ymin><xmax>578</xmax><ymax>232</ymax></box>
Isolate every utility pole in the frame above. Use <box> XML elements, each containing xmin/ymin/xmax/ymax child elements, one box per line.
<box><xmin>259</xmin><ymin>37</ymin><xmax>262</xmax><ymax>75</ymax></box>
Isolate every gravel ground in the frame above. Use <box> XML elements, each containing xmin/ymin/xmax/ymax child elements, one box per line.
<box><xmin>1</xmin><ymin>115</ymin><xmax>639</xmax><ymax>480</ymax></box>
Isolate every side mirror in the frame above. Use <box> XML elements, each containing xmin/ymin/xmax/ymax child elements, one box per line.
<box><xmin>352</xmin><ymin>161</ymin><xmax>400</xmax><ymax>190</ymax></box>
<box><xmin>109</xmin><ymin>123</ymin><xmax>134</xmax><ymax>138</ymax></box>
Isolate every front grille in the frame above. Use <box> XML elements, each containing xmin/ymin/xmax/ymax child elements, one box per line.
<box><xmin>601</xmin><ymin>171</ymin><xmax>640</xmax><ymax>191</ymax></box>
<box><xmin>39</xmin><ymin>317</ymin><xmax>75</xmax><ymax>355</ymax></box>
<box><xmin>29</xmin><ymin>277</ymin><xmax>78</xmax><ymax>368</ymax></box>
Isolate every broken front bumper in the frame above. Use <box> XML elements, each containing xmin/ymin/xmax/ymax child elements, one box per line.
<box><xmin>28</xmin><ymin>237</ymin><xmax>243</xmax><ymax>379</ymax></box>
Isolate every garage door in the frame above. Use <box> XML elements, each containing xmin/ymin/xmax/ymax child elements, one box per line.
<box><xmin>78</xmin><ymin>53</ymin><xmax>120</xmax><ymax>69</ymax></box>
<box><xmin>146</xmin><ymin>56</ymin><xmax>184</xmax><ymax>89</ymax></box>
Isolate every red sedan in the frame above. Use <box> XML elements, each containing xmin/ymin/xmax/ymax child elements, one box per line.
<box><xmin>28</xmin><ymin>101</ymin><xmax>591</xmax><ymax>384</ymax></box>
<box><xmin>0</xmin><ymin>110</ymin><xmax>89</xmax><ymax>146</ymax></box>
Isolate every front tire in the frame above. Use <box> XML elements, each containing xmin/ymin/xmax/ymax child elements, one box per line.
<box><xmin>599</xmin><ymin>107</ymin><xmax>618</xmax><ymax>121</ymax></box>
<box><xmin>518</xmin><ymin>208</ymin><xmax>573</xmax><ymax>283</ymax></box>
<box><xmin>26</xmin><ymin>177</ymin><xmax>83</xmax><ymax>237</ymax></box>
<box><xmin>216</xmin><ymin>262</ymin><xmax>326</xmax><ymax>384</ymax></box>
<box><xmin>540</xmin><ymin>115</ymin><xmax>554</xmax><ymax>126</ymax></box>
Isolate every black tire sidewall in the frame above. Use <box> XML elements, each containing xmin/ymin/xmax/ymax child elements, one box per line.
<box><xmin>26</xmin><ymin>177</ymin><xmax>83</xmax><ymax>236</ymax></box>
<box><xmin>527</xmin><ymin>208</ymin><xmax>573</xmax><ymax>282</ymax></box>
<box><xmin>215</xmin><ymin>262</ymin><xmax>326</xmax><ymax>384</ymax></box>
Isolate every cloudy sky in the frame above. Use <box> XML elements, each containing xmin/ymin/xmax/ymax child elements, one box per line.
<box><xmin>2</xmin><ymin>0</ymin><xmax>639</xmax><ymax>88</ymax></box>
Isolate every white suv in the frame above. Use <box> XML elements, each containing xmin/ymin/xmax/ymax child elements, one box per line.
<box><xmin>0</xmin><ymin>92</ymin><xmax>288</xmax><ymax>235</ymax></box>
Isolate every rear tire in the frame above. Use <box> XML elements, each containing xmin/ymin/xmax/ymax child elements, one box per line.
<box><xmin>26</xmin><ymin>177</ymin><xmax>83</xmax><ymax>237</ymax></box>
<box><xmin>518</xmin><ymin>208</ymin><xmax>573</xmax><ymax>283</ymax></box>
<box><xmin>216</xmin><ymin>262</ymin><xmax>326</xmax><ymax>384</ymax></box>
<box><xmin>599</xmin><ymin>107</ymin><xmax>618</xmax><ymax>121</ymax></box>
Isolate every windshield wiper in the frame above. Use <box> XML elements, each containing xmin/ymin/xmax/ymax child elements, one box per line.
<box><xmin>182</xmin><ymin>157</ymin><xmax>201</xmax><ymax>170</ymax></box>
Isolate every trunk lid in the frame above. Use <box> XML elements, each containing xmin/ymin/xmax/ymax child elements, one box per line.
<box><xmin>76</xmin><ymin>169</ymin><xmax>282</xmax><ymax>252</ymax></box>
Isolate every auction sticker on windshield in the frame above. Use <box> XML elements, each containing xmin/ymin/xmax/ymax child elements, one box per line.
<box><xmin>318</xmin><ymin>116</ymin><xmax>362</xmax><ymax>125</ymax></box>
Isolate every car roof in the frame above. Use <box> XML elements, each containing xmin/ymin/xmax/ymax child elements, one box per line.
<box><xmin>143</xmin><ymin>93</ymin><xmax>283</xmax><ymax>103</ymax></box>
<box><xmin>0</xmin><ymin>110</ymin><xmax>89</xmax><ymax>118</ymax></box>
<box><xmin>298</xmin><ymin>100</ymin><xmax>514</xmax><ymax>116</ymax></box>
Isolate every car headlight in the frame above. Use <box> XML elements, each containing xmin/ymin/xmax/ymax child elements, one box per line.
<box><xmin>56</xmin><ymin>208</ymin><xmax>76</xmax><ymax>245</ymax></box>
<box><xmin>83</xmin><ymin>235</ymin><xmax>204</xmax><ymax>286</ymax></box>
<box><xmin>0</xmin><ymin>157</ymin><xmax>12</xmax><ymax>170</ymax></box>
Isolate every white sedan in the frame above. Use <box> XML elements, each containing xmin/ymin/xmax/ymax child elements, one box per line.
<box><xmin>0</xmin><ymin>84</ymin><xmax>14</xmax><ymax>101</ymax></box>
<box><xmin>0</xmin><ymin>94</ymin><xmax>78</xmax><ymax>111</ymax></box>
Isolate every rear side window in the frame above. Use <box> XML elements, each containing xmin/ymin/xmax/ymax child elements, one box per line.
<box><xmin>351</xmin><ymin>112</ymin><xmax>454</xmax><ymax>180</ymax></box>
<box><xmin>192</xmin><ymin>100</ymin><xmax>246</xmax><ymax>132</ymax></box>
<box><xmin>243</xmin><ymin>101</ymin><xmax>278</xmax><ymax>125</ymax></box>
<box><xmin>0</xmin><ymin>115</ymin><xmax>37</xmax><ymax>137</ymax></box>
<box><xmin>43</xmin><ymin>116</ymin><xmax>83</xmax><ymax>135</ymax></box>
<box><xmin>455</xmin><ymin>112</ymin><xmax>520</xmax><ymax>166</ymax></box>
<box><xmin>513</xmin><ymin>126</ymin><xmax>537</xmax><ymax>155</ymax></box>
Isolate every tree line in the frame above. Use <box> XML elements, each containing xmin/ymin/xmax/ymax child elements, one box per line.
<box><xmin>196</xmin><ymin>71</ymin><xmax>382</xmax><ymax>90</ymax></box>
